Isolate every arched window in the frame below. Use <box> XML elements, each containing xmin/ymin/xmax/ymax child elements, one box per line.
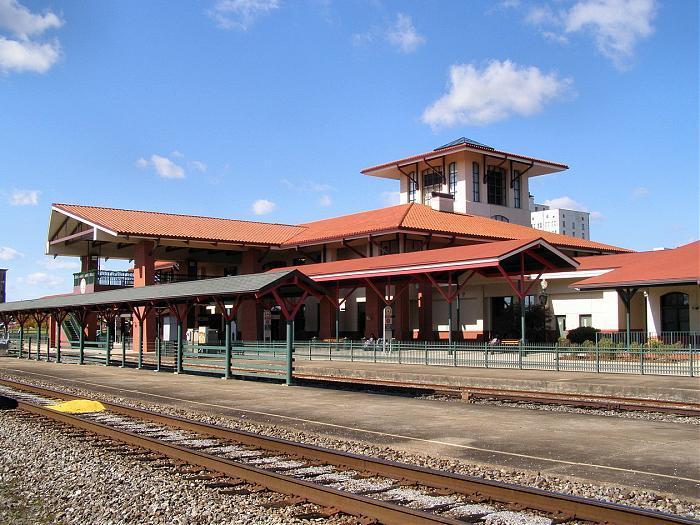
<box><xmin>448</xmin><ymin>162</ymin><xmax>457</xmax><ymax>197</ymax></box>
<box><xmin>491</xmin><ymin>214</ymin><xmax>510</xmax><ymax>222</ymax></box>
<box><xmin>661</xmin><ymin>292</ymin><xmax>690</xmax><ymax>332</ymax></box>
<box><xmin>472</xmin><ymin>162</ymin><xmax>480</xmax><ymax>202</ymax></box>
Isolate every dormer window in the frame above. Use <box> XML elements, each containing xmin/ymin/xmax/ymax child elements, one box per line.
<box><xmin>487</xmin><ymin>166</ymin><xmax>506</xmax><ymax>206</ymax></box>
<box><xmin>491</xmin><ymin>214</ymin><xmax>509</xmax><ymax>222</ymax></box>
<box><xmin>422</xmin><ymin>168</ymin><xmax>443</xmax><ymax>205</ymax></box>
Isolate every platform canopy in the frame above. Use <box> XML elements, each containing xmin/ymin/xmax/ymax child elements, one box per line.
<box><xmin>295</xmin><ymin>238</ymin><xmax>577</xmax><ymax>283</ymax></box>
<box><xmin>0</xmin><ymin>269</ymin><xmax>322</xmax><ymax>317</ymax></box>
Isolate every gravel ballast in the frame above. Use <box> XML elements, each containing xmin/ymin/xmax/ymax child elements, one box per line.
<box><xmin>1</xmin><ymin>369</ymin><xmax>698</xmax><ymax>521</ymax></box>
<box><xmin>0</xmin><ymin>410</ymin><xmax>355</xmax><ymax>525</ymax></box>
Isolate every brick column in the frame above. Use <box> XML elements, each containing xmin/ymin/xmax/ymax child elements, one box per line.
<box><xmin>393</xmin><ymin>289</ymin><xmax>410</xmax><ymax>341</ymax></box>
<box><xmin>238</xmin><ymin>250</ymin><xmax>261</xmax><ymax>341</ymax></box>
<box><xmin>318</xmin><ymin>299</ymin><xmax>337</xmax><ymax>340</ymax></box>
<box><xmin>364</xmin><ymin>288</ymin><xmax>382</xmax><ymax>339</ymax></box>
<box><xmin>132</xmin><ymin>241</ymin><xmax>156</xmax><ymax>350</ymax></box>
<box><xmin>418</xmin><ymin>279</ymin><xmax>433</xmax><ymax>340</ymax></box>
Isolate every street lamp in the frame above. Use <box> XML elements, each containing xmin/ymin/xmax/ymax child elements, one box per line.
<box><xmin>538</xmin><ymin>278</ymin><xmax>549</xmax><ymax>306</ymax></box>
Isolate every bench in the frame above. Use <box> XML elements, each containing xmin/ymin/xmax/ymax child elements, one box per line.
<box><xmin>501</xmin><ymin>339</ymin><xmax>521</xmax><ymax>346</ymax></box>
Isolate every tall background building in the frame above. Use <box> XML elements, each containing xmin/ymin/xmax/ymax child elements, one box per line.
<box><xmin>529</xmin><ymin>196</ymin><xmax>590</xmax><ymax>240</ymax></box>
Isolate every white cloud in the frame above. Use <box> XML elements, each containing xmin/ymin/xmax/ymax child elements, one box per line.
<box><xmin>170</xmin><ymin>149</ymin><xmax>184</xmax><ymax>158</ymax></box>
<box><xmin>10</xmin><ymin>189</ymin><xmax>39</xmax><ymax>205</ymax></box>
<box><xmin>0</xmin><ymin>0</ymin><xmax>63</xmax><ymax>74</ymax></box>
<box><xmin>0</xmin><ymin>0</ymin><xmax>62</xmax><ymax>38</ymax></box>
<box><xmin>525</xmin><ymin>0</ymin><xmax>657</xmax><ymax>69</ymax></box>
<box><xmin>136</xmin><ymin>154</ymin><xmax>185</xmax><ymax>179</ymax></box>
<box><xmin>208</xmin><ymin>0</ymin><xmax>280</xmax><ymax>30</ymax></box>
<box><xmin>281</xmin><ymin>178</ymin><xmax>332</xmax><ymax>193</ymax></box>
<box><xmin>381</xmin><ymin>191</ymin><xmax>400</xmax><ymax>206</ymax></box>
<box><xmin>422</xmin><ymin>60</ymin><xmax>572</xmax><ymax>128</ymax></box>
<box><xmin>38</xmin><ymin>257</ymin><xmax>79</xmax><ymax>270</ymax></box>
<box><xmin>22</xmin><ymin>271</ymin><xmax>62</xmax><ymax>286</ymax></box>
<box><xmin>632</xmin><ymin>186</ymin><xmax>649</xmax><ymax>198</ymax></box>
<box><xmin>188</xmin><ymin>160</ymin><xmax>208</xmax><ymax>173</ymax></box>
<box><xmin>543</xmin><ymin>195</ymin><xmax>604</xmax><ymax>221</ymax></box>
<box><xmin>386</xmin><ymin>13</ymin><xmax>425</xmax><ymax>53</ymax></box>
<box><xmin>351</xmin><ymin>32</ymin><xmax>373</xmax><ymax>47</ymax></box>
<box><xmin>0</xmin><ymin>246</ymin><xmax>23</xmax><ymax>260</ymax></box>
<box><xmin>0</xmin><ymin>36</ymin><xmax>59</xmax><ymax>73</ymax></box>
<box><xmin>252</xmin><ymin>198</ymin><xmax>276</xmax><ymax>215</ymax></box>
<box><xmin>318</xmin><ymin>194</ymin><xmax>332</xmax><ymax>207</ymax></box>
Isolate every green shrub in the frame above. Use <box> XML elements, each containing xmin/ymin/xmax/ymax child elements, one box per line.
<box><xmin>567</xmin><ymin>326</ymin><xmax>600</xmax><ymax>344</ymax></box>
<box><xmin>557</xmin><ymin>336</ymin><xmax>570</xmax><ymax>347</ymax></box>
<box><xmin>598</xmin><ymin>337</ymin><xmax>615</xmax><ymax>348</ymax></box>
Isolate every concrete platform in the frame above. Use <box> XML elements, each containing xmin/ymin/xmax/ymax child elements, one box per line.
<box><xmin>1</xmin><ymin>358</ymin><xmax>698</xmax><ymax>500</ymax></box>
<box><xmin>295</xmin><ymin>360</ymin><xmax>700</xmax><ymax>403</ymax></box>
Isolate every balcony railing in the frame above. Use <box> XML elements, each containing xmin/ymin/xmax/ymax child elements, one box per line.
<box><xmin>154</xmin><ymin>272</ymin><xmax>219</xmax><ymax>284</ymax></box>
<box><xmin>73</xmin><ymin>270</ymin><xmax>134</xmax><ymax>288</ymax></box>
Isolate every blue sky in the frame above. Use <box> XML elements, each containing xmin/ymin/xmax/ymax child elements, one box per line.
<box><xmin>0</xmin><ymin>0</ymin><xmax>697</xmax><ymax>300</ymax></box>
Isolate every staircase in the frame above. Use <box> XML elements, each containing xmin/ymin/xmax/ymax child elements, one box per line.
<box><xmin>62</xmin><ymin>315</ymin><xmax>81</xmax><ymax>344</ymax></box>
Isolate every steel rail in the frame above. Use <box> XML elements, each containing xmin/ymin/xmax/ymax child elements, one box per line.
<box><xmin>293</xmin><ymin>373</ymin><xmax>700</xmax><ymax>415</ymax></box>
<box><xmin>14</xmin><ymin>399</ymin><xmax>458</xmax><ymax>525</ymax></box>
<box><xmin>1</xmin><ymin>377</ymin><xmax>696</xmax><ymax>525</ymax></box>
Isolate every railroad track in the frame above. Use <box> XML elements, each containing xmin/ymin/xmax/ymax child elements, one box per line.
<box><xmin>295</xmin><ymin>373</ymin><xmax>700</xmax><ymax>416</ymax></box>
<box><xmin>0</xmin><ymin>378</ymin><xmax>696</xmax><ymax>525</ymax></box>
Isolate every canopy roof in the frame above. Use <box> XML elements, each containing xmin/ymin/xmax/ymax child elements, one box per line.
<box><xmin>290</xmin><ymin>238</ymin><xmax>578</xmax><ymax>283</ymax></box>
<box><xmin>575</xmin><ymin>241</ymin><xmax>700</xmax><ymax>290</ymax></box>
<box><xmin>0</xmin><ymin>269</ymin><xmax>320</xmax><ymax>315</ymax></box>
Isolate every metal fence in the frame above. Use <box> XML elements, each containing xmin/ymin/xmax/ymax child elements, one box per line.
<box><xmin>293</xmin><ymin>339</ymin><xmax>698</xmax><ymax>377</ymax></box>
<box><xmin>3</xmin><ymin>334</ymin><xmax>698</xmax><ymax>377</ymax></box>
<box><xmin>596</xmin><ymin>331</ymin><xmax>700</xmax><ymax>347</ymax></box>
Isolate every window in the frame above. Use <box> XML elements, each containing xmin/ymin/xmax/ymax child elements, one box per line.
<box><xmin>579</xmin><ymin>314</ymin><xmax>593</xmax><ymax>327</ymax></box>
<box><xmin>422</xmin><ymin>168</ymin><xmax>443</xmax><ymax>205</ymax></box>
<box><xmin>405</xmin><ymin>239</ymin><xmax>423</xmax><ymax>253</ymax></box>
<box><xmin>487</xmin><ymin>166</ymin><xmax>506</xmax><ymax>206</ymax></box>
<box><xmin>661</xmin><ymin>292</ymin><xmax>690</xmax><ymax>332</ymax></box>
<box><xmin>513</xmin><ymin>170</ymin><xmax>521</xmax><ymax>209</ymax></box>
<box><xmin>379</xmin><ymin>240</ymin><xmax>398</xmax><ymax>255</ymax></box>
<box><xmin>448</xmin><ymin>162</ymin><xmax>457</xmax><ymax>197</ymax></box>
<box><xmin>555</xmin><ymin>315</ymin><xmax>566</xmax><ymax>336</ymax></box>
<box><xmin>472</xmin><ymin>162</ymin><xmax>480</xmax><ymax>202</ymax></box>
<box><xmin>407</xmin><ymin>173</ymin><xmax>417</xmax><ymax>203</ymax></box>
<box><xmin>491</xmin><ymin>214</ymin><xmax>510</xmax><ymax>222</ymax></box>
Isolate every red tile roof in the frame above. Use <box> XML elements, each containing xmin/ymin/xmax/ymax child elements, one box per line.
<box><xmin>52</xmin><ymin>202</ymin><xmax>629</xmax><ymax>254</ymax></box>
<box><xmin>285</xmin><ymin>204</ymin><xmax>629</xmax><ymax>253</ymax></box>
<box><xmin>291</xmin><ymin>238</ymin><xmax>577</xmax><ymax>281</ymax></box>
<box><xmin>361</xmin><ymin>142</ymin><xmax>568</xmax><ymax>174</ymax></box>
<box><xmin>53</xmin><ymin>204</ymin><xmax>305</xmax><ymax>245</ymax></box>
<box><xmin>574</xmin><ymin>241</ymin><xmax>700</xmax><ymax>289</ymax></box>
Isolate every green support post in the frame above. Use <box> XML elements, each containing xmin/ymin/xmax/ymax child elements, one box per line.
<box><xmin>121</xmin><ymin>333</ymin><xmax>126</xmax><ymax>367</ymax></box>
<box><xmin>56</xmin><ymin>318</ymin><xmax>61</xmax><ymax>364</ymax></box>
<box><xmin>285</xmin><ymin>320</ymin><xmax>293</xmax><ymax>386</ymax></box>
<box><xmin>155</xmin><ymin>337</ymin><xmax>161</xmax><ymax>372</ymax></box>
<box><xmin>176</xmin><ymin>321</ymin><xmax>183</xmax><ymax>374</ymax></box>
<box><xmin>18</xmin><ymin>326</ymin><xmax>23</xmax><ymax>359</ymax></box>
<box><xmin>36</xmin><ymin>322</ymin><xmax>42</xmax><ymax>361</ymax></box>
<box><xmin>137</xmin><ymin>322</ymin><xmax>143</xmax><ymax>370</ymax></box>
<box><xmin>105</xmin><ymin>323</ymin><xmax>111</xmax><ymax>366</ymax></box>
<box><xmin>335</xmin><ymin>307</ymin><xmax>340</xmax><ymax>348</ymax></box>
<box><xmin>224</xmin><ymin>318</ymin><xmax>232</xmax><ymax>380</ymax></box>
<box><xmin>689</xmin><ymin>346</ymin><xmax>694</xmax><ymax>378</ymax></box>
<box><xmin>448</xmin><ymin>301</ymin><xmax>453</xmax><ymax>345</ymax></box>
<box><xmin>78</xmin><ymin>325</ymin><xmax>85</xmax><ymax>365</ymax></box>
<box><xmin>28</xmin><ymin>337</ymin><xmax>32</xmax><ymax>360</ymax></box>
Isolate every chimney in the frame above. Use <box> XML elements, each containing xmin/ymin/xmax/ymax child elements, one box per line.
<box><xmin>0</xmin><ymin>269</ymin><xmax>6</xmax><ymax>303</ymax></box>
<box><xmin>430</xmin><ymin>192</ymin><xmax>454</xmax><ymax>213</ymax></box>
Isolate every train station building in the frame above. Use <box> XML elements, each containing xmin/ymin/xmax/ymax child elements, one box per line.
<box><xmin>3</xmin><ymin>139</ymin><xmax>699</xmax><ymax>352</ymax></box>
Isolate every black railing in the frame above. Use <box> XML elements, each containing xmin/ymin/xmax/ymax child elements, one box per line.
<box><xmin>73</xmin><ymin>270</ymin><xmax>134</xmax><ymax>288</ymax></box>
<box><xmin>154</xmin><ymin>272</ymin><xmax>224</xmax><ymax>285</ymax></box>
